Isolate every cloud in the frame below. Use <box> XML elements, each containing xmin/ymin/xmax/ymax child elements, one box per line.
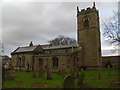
<box><xmin>1</xmin><ymin>2</ymin><xmax>118</xmax><ymax>56</ymax></box>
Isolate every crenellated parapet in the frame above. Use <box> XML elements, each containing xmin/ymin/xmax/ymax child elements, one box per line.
<box><xmin>77</xmin><ymin>2</ymin><xmax>98</xmax><ymax>16</ymax></box>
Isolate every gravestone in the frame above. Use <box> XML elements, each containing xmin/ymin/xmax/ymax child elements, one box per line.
<box><xmin>46</xmin><ymin>70</ymin><xmax>52</xmax><ymax>80</ymax></box>
<box><xmin>77</xmin><ymin>72</ymin><xmax>85</xmax><ymax>85</ymax></box>
<box><xmin>63</xmin><ymin>74</ymin><xmax>74</xmax><ymax>88</ymax></box>
<box><xmin>45</xmin><ymin>65</ymin><xmax>52</xmax><ymax>80</ymax></box>
<box><xmin>33</xmin><ymin>72</ymin><xmax>38</xmax><ymax>78</ymax></box>
<box><xmin>45</xmin><ymin>60</ymin><xmax>52</xmax><ymax>80</ymax></box>
<box><xmin>70</xmin><ymin>67</ymin><xmax>79</xmax><ymax>79</ymax></box>
<box><xmin>70</xmin><ymin>71</ymin><xmax>76</xmax><ymax>79</ymax></box>
<box><xmin>38</xmin><ymin>67</ymin><xmax>44</xmax><ymax>78</ymax></box>
<box><xmin>98</xmin><ymin>73</ymin><xmax>101</xmax><ymax>80</ymax></box>
<box><xmin>3</xmin><ymin>65</ymin><xmax>15</xmax><ymax>81</ymax></box>
<box><xmin>5</xmin><ymin>70</ymin><xmax>15</xmax><ymax>80</ymax></box>
<box><xmin>61</xmin><ymin>70</ymin><xmax>66</xmax><ymax>78</ymax></box>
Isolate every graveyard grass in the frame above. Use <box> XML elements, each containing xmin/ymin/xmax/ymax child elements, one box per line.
<box><xmin>3</xmin><ymin>69</ymin><xmax>119</xmax><ymax>88</ymax></box>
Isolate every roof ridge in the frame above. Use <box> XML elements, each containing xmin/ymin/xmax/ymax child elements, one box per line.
<box><xmin>12</xmin><ymin>45</ymin><xmax>39</xmax><ymax>53</ymax></box>
<box><xmin>19</xmin><ymin>45</ymin><xmax>38</xmax><ymax>48</ymax></box>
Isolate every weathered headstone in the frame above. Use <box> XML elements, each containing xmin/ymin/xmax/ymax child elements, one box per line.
<box><xmin>61</xmin><ymin>70</ymin><xmax>66</xmax><ymax>78</ymax></box>
<box><xmin>38</xmin><ymin>67</ymin><xmax>44</xmax><ymax>78</ymax></box>
<box><xmin>98</xmin><ymin>73</ymin><xmax>101</xmax><ymax>80</ymax></box>
<box><xmin>77</xmin><ymin>72</ymin><xmax>85</xmax><ymax>85</ymax></box>
<box><xmin>33</xmin><ymin>72</ymin><xmax>38</xmax><ymax>78</ymax></box>
<box><xmin>45</xmin><ymin>65</ymin><xmax>52</xmax><ymax>80</ymax></box>
<box><xmin>46</xmin><ymin>70</ymin><xmax>52</xmax><ymax>80</ymax></box>
<box><xmin>3</xmin><ymin>64</ymin><xmax>15</xmax><ymax>81</ymax></box>
<box><xmin>4</xmin><ymin>69</ymin><xmax>15</xmax><ymax>80</ymax></box>
<box><xmin>45</xmin><ymin>60</ymin><xmax>52</xmax><ymax>80</ymax></box>
<box><xmin>70</xmin><ymin>68</ymin><xmax>78</xmax><ymax>79</ymax></box>
<box><xmin>63</xmin><ymin>74</ymin><xmax>74</xmax><ymax>88</ymax></box>
<box><xmin>70</xmin><ymin>71</ymin><xmax>76</xmax><ymax>79</ymax></box>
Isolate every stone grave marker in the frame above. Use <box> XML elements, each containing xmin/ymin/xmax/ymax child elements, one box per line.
<box><xmin>38</xmin><ymin>67</ymin><xmax>44</xmax><ymax>78</ymax></box>
<box><xmin>33</xmin><ymin>72</ymin><xmax>38</xmax><ymax>78</ymax></box>
<box><xmin>63</xmin><ymin>74</ymin><xmax>74</xmax><ymax>88</ymax></box>
<box><xmin>45</xmin><ymin>60</ymin><xmax>52</xmax><ymax>80</ymax></box>
<box><xmin>77</xmin><ymin>72</ymin><xmax>85</xmax><ymax>85</ymax></box>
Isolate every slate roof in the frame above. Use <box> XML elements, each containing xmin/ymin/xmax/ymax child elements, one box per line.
<box><xmin>12</xmin><ymin>44</ymin><xmax>78</xmax><ymax>54</ymax></box>
<box><xmin>37</xmin><ymin>52</ymin><xmax>78</xmax><ymax>57</ymax></box>
<box><xmin>13</xmin><ymin>45</ymin><xmax>38</xmax><ymax>53</ymax></box>
<box><xmin>42</xmin><ymin>45</ymin><xmax>78</xmax><ymax>50</ymax></box>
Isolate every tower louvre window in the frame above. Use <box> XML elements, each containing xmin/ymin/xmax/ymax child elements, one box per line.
<box><xmin>83</xmin><ymin>18</ymin><xmax>89</xmax><ymax>28</ymax></box>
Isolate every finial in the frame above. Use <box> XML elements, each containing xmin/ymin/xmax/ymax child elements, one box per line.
<box><xmin>93</xmin><ymin>2</ymin><xmax>96</xmax><ymax>7</ymax></box>
<box><xmin>77</xmin><ymin>6</ymin><xmax>79</xmax><ymax>13</ymax></box>
<box><xmin>29</xmin><ymin>41</ymin><xmax>33</xmax><ymax>47</ymax></box>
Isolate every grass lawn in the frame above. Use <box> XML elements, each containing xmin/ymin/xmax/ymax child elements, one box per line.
<box><xmin>3</xmin><ymin>69</ymin><xmax>120</xmax><ymax>88</ymax></box>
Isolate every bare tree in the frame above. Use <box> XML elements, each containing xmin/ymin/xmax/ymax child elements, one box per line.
<box><xmin>103</xmin><ymin>9</ymin><xmax>120</xmax><ymax>83</ymax></box>
<box><xmin>103</xmin><ymin>11</ymin><xmax>120</xmax><ymax>46</ymax></box>
<box><xmin>48</xmin><ymin>35</ymin><xmax>77</xmax><ymax>46</ymax></box>
<box><xmin>0</xmin><ymin>41</ymin><xmax>4</xmax><ymax>56</ymax></box>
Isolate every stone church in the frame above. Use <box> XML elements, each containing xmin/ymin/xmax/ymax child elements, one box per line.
<box><xmin>11</xmin><ymin>3</ymin><xmax>102</xmax><ymax>72</ymax></box>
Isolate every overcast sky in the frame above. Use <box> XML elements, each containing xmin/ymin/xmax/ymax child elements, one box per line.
<box><xmin>0</xmin><ymin>1</ymin><xmax>119</xmax><ymax>57</ymax></box>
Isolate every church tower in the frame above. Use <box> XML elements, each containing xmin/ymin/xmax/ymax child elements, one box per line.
<box><xmin>77</xmin><ymin>2</ymin><xmax>102</xmax><ymax>69</ymax></box>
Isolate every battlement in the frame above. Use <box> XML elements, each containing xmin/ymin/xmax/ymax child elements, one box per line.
<box><xmin>79</xmin><ymin>7</ymin><xmax>97</xmax><ymax>14</ymax></box>
<box><xmin>77</xmin><ymin>2</ymin><xmax>98</xmax><ymax>16</ymax></box>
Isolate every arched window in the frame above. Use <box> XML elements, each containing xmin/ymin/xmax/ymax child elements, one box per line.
<box><xmin>32</xmin><ymin>56</ymin><xmax>35</xmax><ymax>66</ymax></box>
<box><xmin>83</xmin><ymin>18</ymin><xmax>89</xmax><ymax>28</ymax></box>
<box><xmin>17</xmin><ymin>55</ymin><xmax>19</xmax><ymax>67</ymax></box>
<box><xmin>32</xmin><ymin>56</ymin><xmax>35</xmax><ymax>71</ymax></box>
<box><xmin>98</xmin><ymin>47</ymin><xmax>101</xmax><ymax>61</ymax></box>
<box><xmin>22</xmin><ymin>55</ymin><xmax>25</xmax><ymax>67</ymax></box>
<box><xmin>39</xmin><ymin>58</ymin><xmax>43</xmax><ymax>67</ymax></box>
<box><xmin>52</xmin><ymin>57</ymin><xmax>59</xmax><ymax>67</ymax></box>
<box><xmin>19</xmin><ymin>57</ymin><xmax>22</xmax><ymax>67</ymax></box>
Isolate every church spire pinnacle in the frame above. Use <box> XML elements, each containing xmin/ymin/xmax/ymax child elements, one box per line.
<box><xmin>77</xmin><ymin>6</ymin><xmax>79</xmax><ymax>15</ymax></box>
<box><xmin>29</xmin><ymin>41</ymin><xmax>33</xmax><ymax>47</ymax></box>
<box><xmin>93</xmin><ymin>2</ymin><xmax>96</xmax><ymax>8</ymax></box>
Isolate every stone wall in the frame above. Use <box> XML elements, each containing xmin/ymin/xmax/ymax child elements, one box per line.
<box><xmin>102</xmin><ymin>56</ymin><xmax>120</xmax><ymax>68</ymax></box>
<box><xmin>11</xmin><ymin>53</ymin><xmax>34</xmax><ymax>71</ymax></box>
